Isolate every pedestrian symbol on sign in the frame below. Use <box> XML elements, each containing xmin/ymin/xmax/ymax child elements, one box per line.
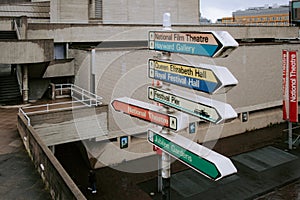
<box><xmin>189</xmin><ymin>122</ymin><xmax>196</xmax><ymax>134</ymax></box>
<box><xmin>120</xmin><ymin>136</ymin><xmax>129</xmax><ymax>149</ymax></box>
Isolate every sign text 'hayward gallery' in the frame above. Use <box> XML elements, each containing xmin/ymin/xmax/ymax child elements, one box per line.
<box><xmin>149</xmin><ymin>31</ymin><xmax>238</xmax><ymax>58</ymax></box>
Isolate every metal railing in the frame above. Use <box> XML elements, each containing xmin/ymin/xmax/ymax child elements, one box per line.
<box><xmin>13</xmin><ymin>19</ymin><xmax>21</xmax><ymax>40</ymax></box>
<box><xmin>283</xmin><ymin>125</ymin><xmax>300</xmax><ymax>146</ymax></box>
<box><xmin>19</xmin><ymin>84</ymin><xmax>103</xmax><ymax>126</ymax></box>
<box><xmin>19</xmin><ymin>106</ymin><xmax>31</xmax><ymax>126</ymax></box>
<box><xmin>55</xmin><ymin>84</ymin><xmax>102</xmax><ymax>107</ymax></box>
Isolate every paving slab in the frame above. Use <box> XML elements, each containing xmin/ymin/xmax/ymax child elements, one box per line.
<box><xmin>139</xmin><ymin>145</ymin><xmax>300</xmax><ymax>200</ymax></box>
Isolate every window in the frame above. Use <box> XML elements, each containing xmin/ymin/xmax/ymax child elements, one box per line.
<box><xmin>89</xmin><ymin>0</ymin><xmax>102</xmax><ymax>20</ymax></box>
<box><xmin>95</xmin><ymin>0</ymin><xmax>103</xmax><ymax>19</ymax></box>
<box><xmin>54</xmin><ymin>44</ymin><xmax>66</xmax><ymax>60</ymax></box>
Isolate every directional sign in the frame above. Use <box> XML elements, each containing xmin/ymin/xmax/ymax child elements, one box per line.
<box><xmin>148</xmin><ymin>59</ymin><xmax>238</xmax><ymax>94</ymax></box>
<box><xmin>111</xmin><ymin>97</ymin><xmax>189</xmax><ymax>131</ymax></box>
<box><xmin>148</xmin><ymin>31</ymin><xmax>238</xmax><ymax>58</ymax></box>
<box><xmin>148</xmin><ymin>87</ymin><xmax>237</xmax><ymax>124</ymax></box>
<box><xmin>147</xmin><ymin>129</ymin><xmax>237</xmax><ymax>180</ymax></box>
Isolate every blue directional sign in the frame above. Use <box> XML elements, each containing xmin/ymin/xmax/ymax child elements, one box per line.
<box><xmin>149</xmin><ymin>31</ymin><xmax>238</xmax><ymax>58</ymax></box>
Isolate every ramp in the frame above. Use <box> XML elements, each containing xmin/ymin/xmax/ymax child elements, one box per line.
<box><xmin>33</xmin><ymin>111</ymin><xmax>108</xmax><ymax>146</ymax></box>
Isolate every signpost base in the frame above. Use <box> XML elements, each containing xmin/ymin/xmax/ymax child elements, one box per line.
<box><xmin>289</xmin><ymin>122</ymin><xmax>293</xmax><ymax>150</ymax></box>
<box><xmin>158</xmin><ymin>155</ymin><xmax>162</xmax><ymax>192</ymax></box>
<box><xmin>162</xmin><ymin>177</ymin><xmax>170</xmax><ymax>200</ymax></box>
<box><xmin>161</xmin><ymin>151</ymin><xmax>171</xmax><ymax>200</ymax></box>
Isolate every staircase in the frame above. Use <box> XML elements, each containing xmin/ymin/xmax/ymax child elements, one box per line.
<box><xmin>0</xmin><ymin>75</ymin><xmax>22</xmax><ymax>105</ymax></box>
<box><xmin>0</xmin><ymin>31</ymin><xmax>18</xmax><ymax>40</ymax></box>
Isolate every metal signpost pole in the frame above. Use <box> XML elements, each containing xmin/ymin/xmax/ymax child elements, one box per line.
<box><xmin>160</xmin><ymin>13</ymin><xmax>172</xmax><ymax>200</ymax></box>
<box><xmin>159</xmin><ymin>52</ymin><xmax>172</xmax><ymax>200</ymax></box>
<box><xmin>161</xmin><ymin>128</ymin><xmax>171</xmax><ymax>200</ymax></box>
<box><xmin>289</xmin><ymin>122</ymin><xmax>293</xmax><ymax>149</ymax></box>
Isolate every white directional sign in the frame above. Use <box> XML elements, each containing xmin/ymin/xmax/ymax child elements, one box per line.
<box><xmin>149</xmin><ymin>31</ymin><xmax>238</xmax><ymax>58</ymax></box>
<box><xmin>111</xmin><ymin>97</ymin><xmax>190</xmax><ymax>131</ymax></box>
<box><xmin>148</xmin><ymin>87</ymin><xmax>237</xmax><ymax>124</ymax></box>
<box><xmin>148</xmin><ymin>128</ymin><xmax>237</xmax><ymax>181</ymax></box>
<box><xmin>148</xmin><ymin>59</ymin><xmax>238</xmax><ymax>94</ymax></box>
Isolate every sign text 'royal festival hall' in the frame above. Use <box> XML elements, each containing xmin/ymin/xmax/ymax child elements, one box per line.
<box><xmin>148</xmin><ymin>59</ymin><xmax>238</xmax><ymax>94</ymax></box>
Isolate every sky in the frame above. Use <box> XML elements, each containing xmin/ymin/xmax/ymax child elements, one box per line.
<box><xmin>200</xmin><ymin>0</ymin><xmax>290</xmax><ymax>22</ymax></box>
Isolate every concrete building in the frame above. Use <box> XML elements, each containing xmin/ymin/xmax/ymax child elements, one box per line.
<box><xmin>50</xmin><ymin>0</ymin><xmax>200</xmax><ymax>24</ymax></box>
<box><xmin>1</xmin><ymin>0</ymin><xmax>300</xmax><ymax>180</ymax></box>
<box><xmin>290</xmin><ymin>0</ymin><xmax>300</xmax><ymax>26</ymax></box>
<box><xmin>222</xmin><ymin>4</ymin><xmax>289</xmax><ymax>26</ymax></box>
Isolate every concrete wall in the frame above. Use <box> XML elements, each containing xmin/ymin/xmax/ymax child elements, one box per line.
<box><xmin>0</xmin><ymin>40</ymin><xmax>53</xmax><ymax>64</ymax></box>
<box><xmin>102</xmin><ymin>0</ymin><xmax>199</xmax><ymax>25</ymax></box>
<box><xmin>70</xmin><ymin>49</ymin><xmax>91</xmax><ymax>92</ymax></box>
<box><xmin>50</xmin><ymin>0</ymin><xmax>89</xmax><ymax>23</ymax></box>
<box><xmin>27</xmin><ymin>24</ymin><xmax>299</xmax><ymax>43</ymax></box>
<box><xmin>43</xmin><ymin>59</ymin><xmax>75</xmax><ymax>78</ymax></box>
<box><xmin>17</xmin><ymin>113</ymin><xmax>86</xmax><ymax>200</ymax></box>
<box><xmin>0</xmin><ymin>18</ymin><xmax>13</xmax><ymax>30</ymax></box>
<box><xmin>28</xmin><ymin>79</ymin><xmax>50</xmax><ymax>100</ymax></box>
<box><xmin>71</xmin><ymin>42</ymin><xmax>300</xmax><ymax>133</ymax></box>
<box><xmin>49</xmin><ymin>0</ymin><xmax>198</xmax><ymax>24</ymax></box>
<box><xmin>29</xmin><ymin>106</ymin><xmax>108</xmax><ymax>127</ymax></box>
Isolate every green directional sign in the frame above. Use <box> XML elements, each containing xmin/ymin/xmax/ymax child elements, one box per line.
<box><xmin>148</xmin><ymin>129</ymin><xmax>237</xmax><ymax>180</ymax></box>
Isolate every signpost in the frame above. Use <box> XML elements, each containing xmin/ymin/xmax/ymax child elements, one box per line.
<box><xmin>282</xmin><ymin>50</ymin><xmax>298</xmax><ymax>149</ymax></box>
<box><xmin>148</xmin><ymin>129</ymin><xmax>237</xmax><ymax>181</ymax></box>
<box><xmin>148</xmin><ymin>87</ymin><xmax>237</xmax><ymax>124</ymax></box>
<box><xmin>112</xmin><ymin>17</ymin><xmax>239</xmax><ymax>200</ymax></box>
<box><xmin>282</xmin><ymin>50</ymin><xmax>288</xmax><ymax>121</ymax></box>
<box><xmin>288</xmin><ymin>50</ymin><xmax>298</xmax><ymax>123</ymax></box>
<box><xmin>148</xmin><ymin>59</ymin><xmax>238</xmax><ymax>94</ymax></box>
<box><xmin>149</xmin><ymin>31</ymin><xmax>238</xmax><ymax>58</ymax></box>
<box><xmin>111</xmin><ymin>97</ymin><xmax>189</xmax><ymax>131</ymax></box>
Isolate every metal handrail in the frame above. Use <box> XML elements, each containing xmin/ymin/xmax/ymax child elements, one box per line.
<box><xmin>19</xmin><ymin>100</ymin><xmax>97</xmax><ymax>127</ymax></box>
<box><xmin>19</xmin><ymin>84</ymin><xmax>103</xmax><ymax>126</ymax></box>
<box><xmin>55</xmin><ymin>84</ymin><xmax>102</xmax><ymax>106</ymax></box>
<box><xmin>13</xmin><ymin>19</ymin><xmax>21</xmax><ymax>40</ymax></box>
<box><xmin>22</xmin><ymin>100</ymin><xmax>87</xmax><ymax>112</ymax></box>
<box><xmin>19</xmin><ymin>107</ymin><xmax>31</xmax><ymax>126</ymax></box>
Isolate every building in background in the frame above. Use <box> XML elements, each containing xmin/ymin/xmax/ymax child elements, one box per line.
<box><xmin>290</xmin><ymin>0</ymin><xmax>300</xmax><ymax>26</ymax></box>
<box><xmin>221</xmin><ymin>4</ymin><xmax>289</xmax><ymax>26</ymax></box>
<box><xmin>51</xmin><ymin>0</ymin><xmax>200</xmax><ymax>24</ymax></box>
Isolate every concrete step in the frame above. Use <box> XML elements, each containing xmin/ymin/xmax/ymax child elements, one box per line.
<box><xmin>0</xmin><ymin>31</ymin><xmax>18</xmax><ymax>40</ymax></box>
<box><xmin>0</xmin><ymin>75</ymin><xmax>21</xmax><ymax>104</ymax></box>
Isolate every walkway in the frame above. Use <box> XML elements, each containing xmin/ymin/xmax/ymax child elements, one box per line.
<box><xmin>0</xmin><ymin>107</ymin><xmax>51</xmax><ymax>200</ymax></box>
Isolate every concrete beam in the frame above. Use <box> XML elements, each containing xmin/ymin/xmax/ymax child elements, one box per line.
<box><xmin>0</xmin><ymin>39</ymin><xmax>53</xmax><ymax>64</ymax></box>
<box><xmin>43</xmin><ymin>59</ymin><xmax>75</xmax><ymax>78</ymax></box>
<box><xmin>27</xmin><ymin>23</ymin><xmax>300</xmax><ymax>43</ymax></box>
